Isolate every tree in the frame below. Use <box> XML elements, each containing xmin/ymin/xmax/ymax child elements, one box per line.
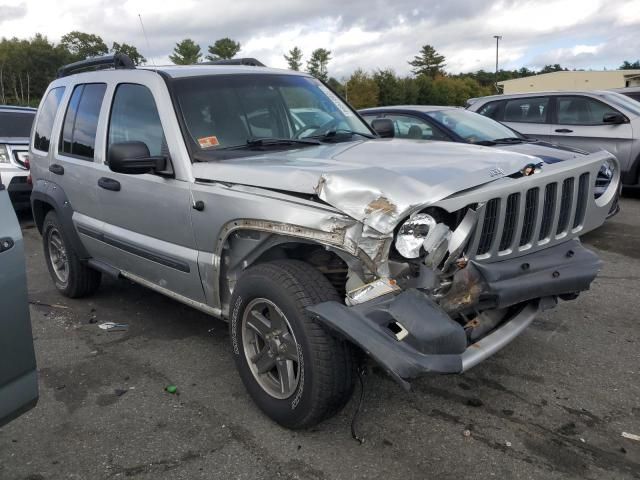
<box><xmin>344</xmin><ymin>69</ymin><xmax>379</xmax><ymax>108</ymax></box>
<box><xmin>111</xmin><ymin>42</ymin><xmax>146</xmax><ymax>66</ymax></box>
<box><xmin>620</xmin><ymin>60</ymin><xmax>640</xmax><ymax>70</ymax></box>
<box><xmin>408</xmin><ymin>45</ymin><xmax>446</xmax><ymax>77</ymax></box>
<box><xmin>306</xmin><ymin>48</ymin><xmax>331</xmax><ymax>82</ymax></box>
<box><xmin>539</xmin><ymin>64</ymin><xmax>566</xmax><ymax>74</ymax></box>
<box><xmin>284</xmin><ymin>46</ymin><xmax>303</xmax><ymax>71</ymax></box>
<box><xmin>206</xmin><ymin>37</ymin><xmax>240</xmax><ymax>61</ymax></box>
<box><xmin>169</xmin><ymin>39</ymin><xmax>202</xmax><ymax>65</ymax></box>
<box><xmin>60</xmin><ymin>31</ymin><xmax>108</xmax><ymax>60</ymax></box>
<box><xmin>373</xmin><ymin>69</ymin><xmax>403</xmax><ymax>106</ymax></box>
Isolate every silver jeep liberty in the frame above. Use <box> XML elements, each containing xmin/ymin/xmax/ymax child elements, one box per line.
<box><xmin>29</xmin><ymin>54</ymin><xmax>619</xmax><ymax>428</ymax></box>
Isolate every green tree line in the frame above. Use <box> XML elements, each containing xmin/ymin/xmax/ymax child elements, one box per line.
<box><xmin>2</xmin><ymin>33</ymin><xmax>638</xmax><ymax>111</ymax></box>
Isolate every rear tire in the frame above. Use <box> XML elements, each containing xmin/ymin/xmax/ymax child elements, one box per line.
<box><xmin>229</xmin><ymin>260</ymin><xmax>355</xmax><ymax>429</ymax></box>
<box><xmin>42</xmin><ymin>210</ymin><xmax>101</xmax><ymax>298</ymax></box>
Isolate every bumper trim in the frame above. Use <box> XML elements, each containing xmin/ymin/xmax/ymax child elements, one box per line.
<box><xmin>461</xmin><ymin>300</ymin><xmax>539</xmax><ymax>372</ymax></box>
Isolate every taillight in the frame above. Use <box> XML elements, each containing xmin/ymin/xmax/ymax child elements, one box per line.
<box><xmin>27</xmin><ymin>174</ymin><xmax>32</xmax><ymax>185</ymax></box>
<box><xmin>24</xmin><ymin>156</ymin><xmax>30</xmax><ymax>170</ymax></box>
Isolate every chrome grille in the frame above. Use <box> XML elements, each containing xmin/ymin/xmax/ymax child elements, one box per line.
<box><xmin>469</xmin><ymin>172</ymin><xmax>591</xmax><ymax>260</ymax></box>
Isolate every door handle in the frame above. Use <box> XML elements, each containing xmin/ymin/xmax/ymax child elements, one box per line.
<box><xmin>555</xmin><ymin>128</ymin><xmax>573</xmax><ymax>133</ymax></box>
<box><xmin>49</xmin><ymin>164</ymin><xmax>64</xmax><ymax>175</ymax></box>
<box><xmin>98</xmin><ymin>177</ymin><xmax>121</xmax><ymax>192</ymax></box>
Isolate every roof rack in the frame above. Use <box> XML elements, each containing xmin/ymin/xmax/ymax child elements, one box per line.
<box><xmin>57</xmin><ymin>53</ymin><xmax>135</xmax><ymax>78</ymax></box>
<box><xmin>200</xmin><ymin>58</ymin><xmax>265</xmax><ymax>67</ymax></box>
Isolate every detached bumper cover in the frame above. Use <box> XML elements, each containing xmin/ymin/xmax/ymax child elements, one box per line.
<box><xmin>307</xmin><ymin>239</ymin><xmax>601</xmax><ymax>389</ymax></box>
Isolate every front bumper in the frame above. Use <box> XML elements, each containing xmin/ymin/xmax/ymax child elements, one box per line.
<box><xmin>0</xmin><ymin>168</ymin><xmax>31</xmax><ymax>204</ymax></box>
<box><xmin>307</xmin><ymin>239</ymin><xmax>601</xmax><ymax>390</ymax></box>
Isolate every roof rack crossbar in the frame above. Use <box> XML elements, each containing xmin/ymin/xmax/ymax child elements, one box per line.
<box><xmin>200</xmin><ymin>58</ymin><xmax>265</xmax><ymax>67</ymax></box>
<box><xmin>57</xmin><ymin>53</ymin><xmax>135</xmax><ymax>78</ymax></box>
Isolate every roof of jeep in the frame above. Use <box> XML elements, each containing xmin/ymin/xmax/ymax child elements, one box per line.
<box><xmin>139</xmin><ymin>65</ymin><xmax>308</xmax><ymax>79</ymax></box>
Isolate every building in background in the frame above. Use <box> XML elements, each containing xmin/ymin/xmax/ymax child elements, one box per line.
<box><xmin>498</xmin><ymin>70</ymin><xmax>640</xmax><ymax>94</ymax></box>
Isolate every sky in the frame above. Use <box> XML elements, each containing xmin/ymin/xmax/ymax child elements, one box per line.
<box><xmin>1</xmin><ymin>0</ymin><xmax>640</xmax><ymax>78</ymax></box>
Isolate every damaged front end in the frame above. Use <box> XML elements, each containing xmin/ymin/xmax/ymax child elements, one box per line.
<box><xmin>307</xmin><ymin>154</ymin><xmax>615</xmax><ymax>389</ymax></box>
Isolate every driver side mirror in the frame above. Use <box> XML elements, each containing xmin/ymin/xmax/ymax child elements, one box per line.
<box><xmin>108</xmin><ymin>141</ymin><xmax>167</xmax><ymax>175</ymax></box>
<box><xmin>603</xmin><ymin>112</ymin><xmax>627</xmax><ymax>124</ymax></box>
<box><xmin>371</xmin><ymin>118</ymin><xmax>395</xmax><ymax>138</ymax></box>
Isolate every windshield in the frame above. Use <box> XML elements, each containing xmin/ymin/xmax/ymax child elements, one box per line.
<box><xmin>175</xmin><ymin>74</ymin><xmax>373</xmax><ymax>150</ymax></box>
<box><xmin>425</xmin><ymin>108</ymin><xmax>522</xmax><ymax>143</ymax></box>
<box><xmin>0</xmin><ymin>111</ymin><xmax>35</xmax><ymax>138</ymax></box>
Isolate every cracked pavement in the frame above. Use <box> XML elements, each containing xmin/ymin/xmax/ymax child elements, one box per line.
<box><xmin>0</xmin><ymin>195</ymin><xmax>639</xmax><ymax>480</ymax></box>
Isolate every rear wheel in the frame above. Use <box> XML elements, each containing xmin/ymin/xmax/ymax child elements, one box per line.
<box><xmin>230</xmin><ymin>260</ymin><xmax>355</xmax><ymax>429</ymax></box>
<box><xmin>42</xmin><ymin>210</ymin><xmax>101</xmax><ymax>298</ymax></box>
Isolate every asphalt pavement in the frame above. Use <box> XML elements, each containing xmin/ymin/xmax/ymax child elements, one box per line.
<box><xmin>1</xmin><ymin>195</ymin><xmax>639</xmax><ymax>480</ymax></box>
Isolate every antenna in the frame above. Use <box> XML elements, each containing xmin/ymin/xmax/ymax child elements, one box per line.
<box><xmin>138</xmin><ymin>13</ymin><xmax>156</xmax><ymax>66</ymax></box>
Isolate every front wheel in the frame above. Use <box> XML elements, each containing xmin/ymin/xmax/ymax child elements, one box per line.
<box><xmin>229</xmin><ymin>260</ymin><xmax>356</xmax><ymax>429</ymax></box>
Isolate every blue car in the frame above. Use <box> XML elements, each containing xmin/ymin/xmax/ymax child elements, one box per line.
<box><xmin>360</xmin><ymin>105</ymin><xmax>618</xmax><ymax>215</ymax></box>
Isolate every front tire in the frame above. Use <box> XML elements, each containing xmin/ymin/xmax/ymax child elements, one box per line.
<box><xmin>42</xmin><ymin>210</ymin><xmax>101</xmax><ymax>298</ymax></box>
<box><xmin>230</xmin><ymin>260</ymin><xmax>355</xmax><ymax>429</ymax></box>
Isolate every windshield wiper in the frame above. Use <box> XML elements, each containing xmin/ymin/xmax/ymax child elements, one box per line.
<box><xmin>310</xmin><ymin>129</ymin><xmax>375</xmax><ymax>141</ymax></box>
<box><xmin>472</xmin><ymin>140</ymin><xmax>497</xmax><ymax>146</ymax></box>
<box><xmin>491</xmin><ymin>137</ymin><xmax>525</xmax><ymax>144</ymax></box>
<box><xmin>223</xmin><ymin>137</ymin><xmax>321</xmax><ymax>150</ymax></box>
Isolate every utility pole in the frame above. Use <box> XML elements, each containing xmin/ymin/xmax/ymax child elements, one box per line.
<box><xmin>494</xmin><ymin>35</ymin><xmax>502</xmax><ymax>93</ymax></box>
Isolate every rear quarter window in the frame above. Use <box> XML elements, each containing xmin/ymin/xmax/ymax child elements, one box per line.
<box><xmin>33</xmin><ymin>87</ymin><xmax>65</xmax><ymax>152</ymax></box>
<box><xmin>477</xmin><ymin>100</ymin><xmax>504</xmax><ymax>120</ymax></box>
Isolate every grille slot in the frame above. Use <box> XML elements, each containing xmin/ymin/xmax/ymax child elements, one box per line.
<box><xmin>573</xmin><ymin>173</ymin><xmax>589</xmax><ymax>228</ymax></box>
<box><xmin>538</xmin><ymin>183</ymin><xmax>557</xmax><ymax>240</ymax></box>
<box><xmin>519</xmin><ymin>188</ymin><xmax>539</xmax><ymax>246</ymax></box>
<box><xmin>499</xmin><ymin>193</ymin><xmax>520</xmax><ymax>251</ymax></box>
<box><xmin>476</xmin><ymin>198</ymin><xmax>500</xmax><ymax>255</ymax></box>
<box><xmin>556</xmin><ymin>177</ymin><xmax>574</xmax><ymax>234</ymax></box>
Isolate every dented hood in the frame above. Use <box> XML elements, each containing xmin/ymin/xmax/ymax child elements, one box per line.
<box><xmin>192</xmin><ymin>139</ymin><xmax>537</xmax><ymax>233</ymax></box>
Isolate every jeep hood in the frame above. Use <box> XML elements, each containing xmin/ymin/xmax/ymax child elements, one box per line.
<box><xmin>192</xmin><ymin>139</ymin><xmax>537</xmax><ymax>234</ymax></box>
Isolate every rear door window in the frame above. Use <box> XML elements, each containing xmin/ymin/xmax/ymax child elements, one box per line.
<box><xmin>556</xmin><ymin>96</ymin><xmax>620</xmax><ymax>125</ymax></box>
<box><xmin>59</xmin><ymin>83</ymin><xmax>106</xmax><ymax>160</ymax></box>
<box><xmin>33</xmin><ymin>87</ymin><xmax>65</xmax><ymax>152</ymax></box>
<box><xmin>504</xmin><ymin>97</ymin><xmax>549</xmax><ymax>123</ymax></box>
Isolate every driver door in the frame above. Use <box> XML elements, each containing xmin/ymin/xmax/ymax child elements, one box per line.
<box><xmin>0</xmin><ymin>182</ymin><xmax>38</xmax><ymax>427</ymax></box>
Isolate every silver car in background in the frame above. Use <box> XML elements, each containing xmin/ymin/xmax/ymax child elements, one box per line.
<box><xmin>611</xmin><ymin>86</ymin><xmax>640</xmax><ymax>103</ymax></box>
<box><xmin>0</xmin><ymin>106</ymin><xmax>37</xmax><ymax>208</ymax></box>
<box><xmin>467</xmin><ymin>91</ymin><xmax>640</xmax><ymax>187</ymax></box>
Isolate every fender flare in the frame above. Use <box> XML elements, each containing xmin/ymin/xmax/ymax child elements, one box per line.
<box><xmin>30</xmin><ymin>179</ymin><xmax>90</xmax><ymax>259</ymax></box>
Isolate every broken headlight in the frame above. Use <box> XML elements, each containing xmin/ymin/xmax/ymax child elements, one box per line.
<box><xmin>395</xmin><ymin>213</ymin><xmax>451</xmax><ymax>262</ymax></box>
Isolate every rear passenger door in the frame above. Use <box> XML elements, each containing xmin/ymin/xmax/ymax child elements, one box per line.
<box><xmin>501</xmin><ymin>96</ymin><xmax>552</xmax><ymax>141</ymax></box>
<box><xmin>549</xmin><ymin>95</ymin><xmax>633</xmax><ymax>165</ymax></box>
<box><xmin>53</xmin><ymin>83</ymin><xmax>108</xmax><ymax>257</ymax></box>
<box><xmin>95</xmin><ymin>83</ymin><xmax>205</xmax><ymax>303</ymax></box>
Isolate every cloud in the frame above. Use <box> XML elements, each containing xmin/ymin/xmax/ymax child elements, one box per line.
<box><xmin>1</xmin><ymin>0</ymin><xmax>639</xmax><ymax>76</ymax></box>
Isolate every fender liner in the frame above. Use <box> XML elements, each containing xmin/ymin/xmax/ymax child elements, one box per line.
<box><xmin>30</xmin><ymin>179</ymin><xmax>90</xmax><ymax>259</ymax></box>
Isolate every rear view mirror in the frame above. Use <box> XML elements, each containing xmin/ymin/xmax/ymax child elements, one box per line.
<box><xmin>371</xmin><ymin>118</ymin><xmax>395</xmax><ymax>138</ymax></box>
<box><xmin>108</xmin><ymin>141</ymin><xmax>167</xmax><ymax>175</ymax></box>
<box><xmin>603</xmin><ymin>112</ymin><xmax>626</xmax><ymax>124</ymax></box>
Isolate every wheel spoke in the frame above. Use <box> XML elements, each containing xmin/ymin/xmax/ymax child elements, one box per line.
<box><xmin>266</xmin><ymin>304</ymin><xmax>286</xmax><ymax>332</ymax></box>
<box><xmin>276</xmin><ymin>359</ymin><xmax>296</xmax><ymax>395</ymax></box>
<box><xmin>248</xmin><ymin>310</ymin><xmax>271</xmax><ymax>338</ymax></box>
<box><xmin>251</xmin><ymin>347</ymin><xmax>276</xmax><ymax>374</ymax></box>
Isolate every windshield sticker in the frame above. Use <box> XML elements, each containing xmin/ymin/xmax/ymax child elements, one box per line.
<box><xmin>317</xmin><ymin>85</ymin><xmax>355</xmax><ymax>117</ymax></box>
<box><xmin>198</xmin><ymin>135</ymin><xmax>219</xmax><ymax>148</ymax></box>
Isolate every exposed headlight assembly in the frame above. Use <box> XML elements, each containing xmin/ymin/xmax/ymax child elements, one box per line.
<box><xmin>395</xmin><ymin>213</ymin><xmax>451</xmax><ymax>261</ymax></box>
<box><xmin>0</xmin><ymin>145</ymin><xmax>9</xmax><ymax>164</ymax></box>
